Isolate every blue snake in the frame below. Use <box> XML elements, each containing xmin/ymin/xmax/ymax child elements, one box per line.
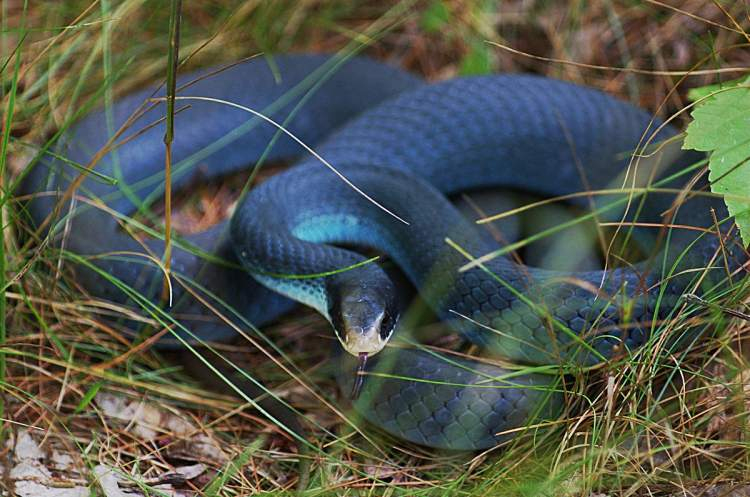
<box><xmin>21</xmin><ymin>54</ymin><xmax>746</xmax><ymax>450</ymax></box>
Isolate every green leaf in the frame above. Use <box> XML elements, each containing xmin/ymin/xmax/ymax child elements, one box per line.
<box><xmin>460</xmin><ymin>38</ymin><xmax>491</xmax><ymax>76</ymax></box>
<box><xmin>420</xmin><ymin>0</ymin><xmax>450</xmax><ymax>33</ymax></box>
<box><xmin>687</xmin><ymin>76</ymin><xmax>748</xmax><ymax>103</ymax></box>
<box><xmin>683</xmin><ymin>76</ymin><xmax>750</xmax><ymax>246</ymax></box>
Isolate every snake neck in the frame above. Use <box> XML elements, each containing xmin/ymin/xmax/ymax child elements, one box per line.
<box><xmin>236</xmin><ymin>162</ymin><xmax>746</xmax><ymax>367</ymax></box>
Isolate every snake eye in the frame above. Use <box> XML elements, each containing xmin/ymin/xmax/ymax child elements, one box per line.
<box><xmin>378</xmin><ymin>307</ymin><xmax>399</xmax><ymax>342</ymax></box>
<box><xmin>327</xmin><ymin>274</ymin><xmax>399</xmax><ymax>357</ymax></box>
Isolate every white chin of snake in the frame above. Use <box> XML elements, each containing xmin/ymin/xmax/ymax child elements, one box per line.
<box><xmin>343</xmin><ymin>326</ymin><xmax>388</xmax><ymax>355</ymax></box>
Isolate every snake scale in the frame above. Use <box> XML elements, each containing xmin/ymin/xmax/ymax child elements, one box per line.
<box><xmin>22</xmin><ymin>54</ymin><xmax>746</xmax><ymax>450</ymax></box>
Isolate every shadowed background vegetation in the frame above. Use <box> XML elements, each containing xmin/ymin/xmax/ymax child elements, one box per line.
<box><xmin>2</xmin><ymin>1</ymin><xmax>750</xmax><ymax>495</ymax></box>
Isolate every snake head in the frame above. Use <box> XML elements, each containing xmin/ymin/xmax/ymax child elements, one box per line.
<box><xmin>327</xmin><ymin>272</ymin><xmax>399</xmax><ymax>357</ymax></box>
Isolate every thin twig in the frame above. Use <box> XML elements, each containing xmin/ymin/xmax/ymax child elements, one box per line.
<box><xmin>160</xmin><ymin>96</ymin><xmax>410</xmax><ymax>225</ymax></box>
<box><xmin>486</xmin><ymin>40</ymin><xmax>750</xmax><ymax>76</ymax></box>
<box><xmin>161</xmin><ymin>0</ymin><xmax>182</xmax><ymax>305</ymax></box>
<box><xmin>682</xmin><ymin>293</ymin><xmax>750</xmax><ymax>321</ymax></box>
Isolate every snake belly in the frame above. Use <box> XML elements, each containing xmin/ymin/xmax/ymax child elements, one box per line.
<box><xmin>20</xmin><ymin>54</ymin><xmax>746</xmax><ymax>450</ymax></box>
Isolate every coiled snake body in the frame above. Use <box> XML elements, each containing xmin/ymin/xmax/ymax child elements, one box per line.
<box><xmin>23</xmin><ymin>54</ymin><xmax>745</xmax><ymax>450</ymax></box>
